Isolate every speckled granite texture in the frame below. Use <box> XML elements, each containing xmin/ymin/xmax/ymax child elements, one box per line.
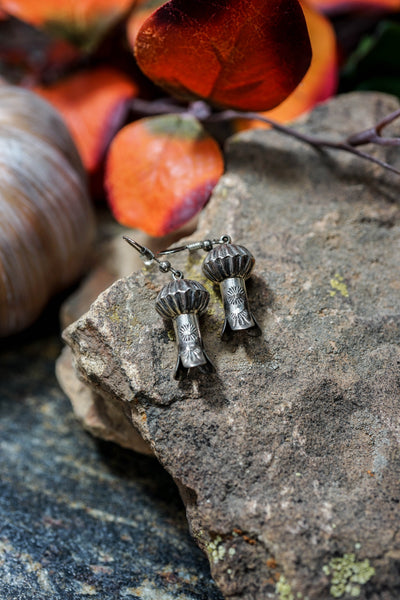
<box><xmin>0</xmin><ymin>319</ymin><xmax>223</xmax><ymax>600</ymax></box>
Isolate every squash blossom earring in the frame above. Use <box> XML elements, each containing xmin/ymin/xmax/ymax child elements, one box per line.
<box><xmin>123</xmin><ymin>237</ymin><xmax>214</xmax><ymax>380</ymax></box>
<box><xmin>158</xmin><ymin>236</ymin><xmax>261</xmax><ymax>340</ymax></box>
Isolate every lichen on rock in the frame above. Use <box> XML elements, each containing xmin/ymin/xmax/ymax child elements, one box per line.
<box><xmin>322</xmin><ymin>553</ymin><xmax>375</xmax><ymax>598</ymax></box>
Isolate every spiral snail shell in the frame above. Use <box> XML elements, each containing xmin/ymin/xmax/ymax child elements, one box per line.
<box><xmin>0</xmin><ymin>84</ymin><xmax>95</xmax><ymax>337</ymax></box>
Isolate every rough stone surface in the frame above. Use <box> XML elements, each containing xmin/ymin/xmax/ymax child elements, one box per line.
<box><xmin>0</xmin><ymin>324</ymin><xmax>223</xmax><ymax>600</ymax></box>
<box><xmin>61</xmin><ymin>93</ymin><xmax>400</xmax><ymax>600</ymax></box>
<box><xmin>56</xmin><ymin>223</ymin><xmax>154</xmax><ymax>454</ymax></box>
<box><xmin>57</xmin><ymin>346</ymin><xmax>154</xmax><ymax>454</ymax></box>
<box><xmin>58</xmin><ymin>220</ymin><xmax>197</xmax><ymax>453</ymax></box>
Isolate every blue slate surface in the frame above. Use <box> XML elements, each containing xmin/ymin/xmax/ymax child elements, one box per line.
<box><xmin>0</xmin><ymin>315</ymin><xmax>223</xmax><ymax>600</ymax></box>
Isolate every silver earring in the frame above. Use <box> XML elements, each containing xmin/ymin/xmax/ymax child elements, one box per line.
<box><xmin>124</xmin><ymin>237</ymin><xmax>214</xmax><ymax>380</ymax></box>
<box><xmin>158</xmin><ymin>235</ymin><xmax>261</xmax><ymax>340</ymax></box>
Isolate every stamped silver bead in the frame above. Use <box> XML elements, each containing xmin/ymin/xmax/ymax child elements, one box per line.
<box><xmin>155</xmin><ymin>279</ymin><xmax>214</xmax><ymax>380</ymax></box>
<box><xmin>202</xmin><ymin>243</ymin><xmax>255</xmax><ymax>282</ymax></box>
<box><xmin>202</xmin><ymin>243</ymin><xmax>261</xmax><ymax>339</ymax></box>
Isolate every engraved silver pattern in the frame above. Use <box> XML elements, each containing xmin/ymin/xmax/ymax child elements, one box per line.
<box><xmin>178</xmin><ymin>321</ymin><xmax>198</xmax><ymax>343</ymax></box>
<box><xmin>155</xmin><ymin>279</ymin><xmax>209</xmax><ymax>320</ymax></box>
<box><xmin>230</xmin><ymin>309</ymin><xmax>253</xmax><ymax>329</ymax></box>
<box><xmin>203</xmin><ymin>244</ymin><xmax>261</xmax><ymax>338</ymax></box>
<box><xmin>181</xmin><ymin>345</ymin><xmax>205</xmax><ymax>367</ymax></box>
<box><xmin>202</xmin><ymin>243</ymin><xmax>255</xmax><ymax>283</ymax></box>
<box><xmin>155</xmin><ymin>280</ymin><xmax>214</xmax><ymax>379</ymax></box>
<box><xmin>225</xmin><ymin>284</ymin><xmax>246</xmax><ymax>306</ymax></box>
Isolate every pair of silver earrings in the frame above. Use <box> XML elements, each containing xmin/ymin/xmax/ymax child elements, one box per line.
<box><xmin>124</xmin><ymin>235</ymin><xmax>261</xmax><ymax>380</ymax></box>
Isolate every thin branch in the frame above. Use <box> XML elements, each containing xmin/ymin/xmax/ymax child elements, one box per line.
<box><xmin>130</xmin><ymin>98</ymin><xmax>400</xmax><ymax>176</ymax></box>
<box><xmin>207</xmin><ymin>109</ymin><xmax>400</xmax><ymax>176</ymax></box>
<box><xmin>130</xmin><ymin>97</ymin><xmax>187</xmax><ymax>116</ymax></box>
<box><xmin>375</xmin><ymin>108</ymin><xmax>400</xmax><ymax>135</ymax></box>
<box><xmin>346</xmin><ymin>108</ymin><xmax>400</xmax><ymax>147</ymax></box>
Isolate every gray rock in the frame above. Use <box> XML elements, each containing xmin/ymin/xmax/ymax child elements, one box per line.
<box><xmin>57</xmin><ymin>221</ymin><xmax>198</xmax><ymax>454</ymax></box>
<box><xmin>61</xmin><ymin>92</ymin><xmax>400</xmax><ymax>600</ymax></box>
<box><xmin>0</xmin><ymin>333</ymin><xmax>223</xmax><ymax>600</ymax></box>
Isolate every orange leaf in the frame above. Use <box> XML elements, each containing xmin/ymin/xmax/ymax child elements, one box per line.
<box><xmin>2</xmin><ymin>0</ymin><xmax>136</xmax><ymax>49</ymax></box>
<box><xmin>105</xmin><ymin>114</ymin><xmax>224</xmax><ymax>236</ymax></box>
<box><xmin>236</xmin><ymin>2</ymin><xmax>338</xmax><ymax>130</ymax></box>
<box><xmin>35</xmin><ymin>66</ymin><xmax>138</xmax><ymax>173</ymax></box>
<box><xmin>306</xmin><ymin>0</ymin><xmax>400</xmax><ymax>12</ymax></box>
<box><xmin>134</xmin><ymin>0</ymin><xmax>312</xmax><ymax>111</ymax></box>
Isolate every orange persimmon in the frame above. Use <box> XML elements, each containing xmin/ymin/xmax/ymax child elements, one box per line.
<box><xmin>105</xmin><ymin>114</ymin><xmax>224</xmax><ymax>236</ymax></box>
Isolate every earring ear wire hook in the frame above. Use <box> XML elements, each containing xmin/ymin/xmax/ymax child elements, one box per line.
<box><xmin>157</xmin><ymin>235</ymin><xmax>231</xmax><ymax>256</ymax></box>
<box><xmin>123</xmin><ymin>236</ymin><xmax>154</xmax><ymax>261</ymax></box>
<box><xmin>123</xmin><ymin>235</ymin><xmax>214</xmax><ymax>379</ymax></box>
<box><xmin>156</xmin><ymin>234</ymin><xmax>261</xmax><ymax>339</ymax></box>
<box><xmin>123</xmin><ymin>236</ymin><xmax>183</xmax><ymax>279</ymax></box>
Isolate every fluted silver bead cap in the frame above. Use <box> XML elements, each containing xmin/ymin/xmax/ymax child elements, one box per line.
<box><xmin>202</xmin><ymin>243</ymin><xmax>255</xmax><ymax>283</ymax></box>
<box><xmin>155</xmin><ymin>278</ymin><xmax>210</xmax><ymax>320</ymax></box>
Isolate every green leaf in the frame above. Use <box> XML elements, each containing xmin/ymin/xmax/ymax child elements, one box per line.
<box><xmin>341</xmin><ymin>20</ymin><xmax>400</xmax><ymax>98</ymax></box>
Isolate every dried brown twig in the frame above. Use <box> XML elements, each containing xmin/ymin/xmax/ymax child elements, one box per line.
<box><xmin>130</xmin><ymin>98</ymin><xmax>400</xmax><ymax>176</ymax></box>
<box><xmin>208</xmin><ymin>108</ymin><xmax>400</xmax><ymax>176</ymax></box>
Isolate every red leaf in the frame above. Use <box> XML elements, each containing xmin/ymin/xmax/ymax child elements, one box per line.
<box><xmin>236</xmin><ymin>2</ymin><xmax>338</xmax><ymax>129</ymax></box>
<box><xmin>105</xmin><ymin>114</ymin><xmax>224</xmax><ymax>236</ymax></box>
<box><xmin>35</xmin><ymin>66</ymin><xmax>138</xmax><ymax>173</ymax></box>
<box><xmin>126</xmin><ymin>0</ymin><xmax>165</xmax><ymax>47</ymax></box>
<box><xmin>134</xmin><ymin>0</ymin><xmax>312</xmax><ymax>112</ymax></box>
